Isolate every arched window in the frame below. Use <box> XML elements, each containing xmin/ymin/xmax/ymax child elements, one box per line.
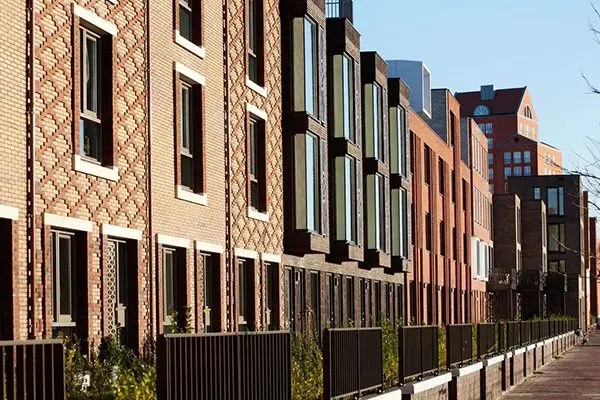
<box><xmin>524</xmin><ymin>105</ymin><xmax>532</xmax><ymax>119</ymax></box>
<box><xmin>473</xmin><ymin>105</ymin><xmax>490</xmax><ymax>116</ymax></box>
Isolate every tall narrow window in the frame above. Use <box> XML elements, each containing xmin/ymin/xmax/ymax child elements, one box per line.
<box><xmin>390</xmin><ymin>106</ymin><xmax>406</xmax><ymax>176</ymax></box>
<box><xmin>266</xmin><ymin>263</ymin><xmax>279</xmax><ymax>330</ymax></box>
<box><xmin>439</xmin><ymin>221</ymin><xmax>446</xmax><ymax>256</ymax></box>
<box><xmin>238</xmin><ymin>259</ymin><xmax>255</xmax><ymax>331</ymax></box>
<box><xmin>374</xmin><ymin>281</ymin><xmax>381</xmax><ymax>326</ymax></box>
<box><xmin>337</xmin><ymin>275</ymin><xmax>343</xmax><ymax>326</ymax></box>
<box><xmin>335</xmin><ymin>156</ymin><xmax>357</xmax><ymax>243</ymax></box>
<box><xmin>248</xmin><ymin>116</ymin><xmax>266</xmax><ymax>212</ymax></box>
<box><xmin>310</xmin><ymin>271</ymin><xmax>320</xmax><ymax>335</ymax></box>
<box><xmin>438</xmin><ymin>158</ymin><xmax>445</xmax><ymax>195</ymax></box>
<box><xmin>177</xmin><ymin>75</ymin><xmax>203</xmax><ymax>193</ymax></box>
<box><xmin>392</xmin><ymin>188</ymin><xmax>409</xmax><ymax>258</ymax></box>
<box><xmin>333</xmin><ymin>53</ymin><xmax>355</xmax><ymax>140</ymax></box>
<box><xmin>306</xmin><ymin>134</ymin><xmax>319</xmax><ymax>231</ymax></box>
<box><xmin>524</xmin><ymin>151</ymin><xmax>531</xmax><ymax>164</ymax></box>
<box><xmin>202</xmin><ymin>253</ymin><xmax>220</xmax><ymax>332</ymax></box>
<box><xmin>346</xmin><ymin>277</ymin><xmax>355</xmax><ymax>325</ymax></box>
<box><xmin>424</xmin><ymin>146</ymin><xmax>431</xmax><ymax>185</ymax></box>
<box><xmin>304</xmin><ymin>18</ymin><xmax>317</xmax><ymax>116</ymax></box>
<box><xmin>80</xmin><ymin>28</ymin><xmax>102</xmax><ymax>162</ymax></box>
<box><xmin>179</xmin><ymin>0</ymin><xmax>193</xmax><ymax>41</ymax></box>
<box><xmin>534</xmin><ymin>187</ymin><xmax>541</xmax><ymax>200</ymax></box>
<box><xmin>285</xmin><ymin>267</ymin><xmax>294</xmax><ymax>330</ymax></box>
<box><xmin>366</xmin><ymin>83</ymin><xmax>384</xmax><ymax>160</ymax></box>
<box><xmin>359</xmin><ymin>278</ymin><xmax>366</xmax><ymax>327</ymax></box>
<box><xmin>425</xmin><ymin>213</ymin><xmax>432</xmax><ymax>251</ymax></box>
<box><xmin>107</xmin><ymin>239</ymin><xmax>130</xmax><ymax>341</ymax></box>
<box><xmin>248</xmin><ymin>0</ymin><xmax>263</xmax><ymax>85</ymax></box>
<box><xmin>52</xmin><ymin>231</ymin><xmax>76</xmax><ymax>325</ymax></box>
<box><xmin>163</xmin><ymin>248</ymin><xmax>177</xmax><ymax>330</ymax></box>
<box><xmin>180</xmin><ymin>83</ymin><xmax>193</xmax><ymax>188</ymax></box>
<box><xmin>548</xmin><ymin>223</ymin><xmax>565</xmax><ymax>252</ymax></box>
<box><xmin>328</xmin><ymin>274</ymin><xmax>335</xmax><ymax>326</ymax></box>
<box><xmin>503</xmin><ymin>152</ymin><xmax>511</xmax><ymax>165</ymax></box>
<box><xmin>367</xmin><ymin>174</ymin><xmax>385</xmax><ymax>251</ymax></box>
<box><xmin>513</xmin><ymin>151</ymin><xmax>522</xmax><ymax>164</ymax></box>
<box><xmin>547</xmin><ymin>187</ymin><xmax>564</xmax><ymax>216</ymax></box>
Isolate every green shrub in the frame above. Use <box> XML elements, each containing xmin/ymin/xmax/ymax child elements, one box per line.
<box><xmin>472</xmin><ymin>324</ymin><xmax>478</xmax><ymax>360</ymax></box>
<box><xmin>438</xmin><ymin>326</ymin><xmax>447</xmax><ymax>370</ymax></box>
<box><xmin>291</xmin><ymin>331</ymin><xmax>323</xmax><ymax>400</ymax></box>
<box><xmin>381</xmin><ymin>319</ymin><xmax>399</xmax><ymax>389</ymax></box>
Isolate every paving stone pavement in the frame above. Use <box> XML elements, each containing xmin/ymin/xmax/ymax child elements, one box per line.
<box><xmin>502</xmin><ymin>330</ymin><xmax>600</xmax><ymax>399</ymax></box>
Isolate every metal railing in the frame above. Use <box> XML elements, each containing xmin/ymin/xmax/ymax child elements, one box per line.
<box><xmin>399</xmin><ymin>326</ymin><xmax>438</xmax><ymax>383</ymax></box>
<box><xmin>477</xmin><ymin>323</ymin><xmax>497</xmax><ymax>359</ymax></box>
<box><xmin>325</xmin><ymin>0</ymin><xmax>354</xmax><ymax>21</ymax></box>
<box><xmin>0</xmin><ymin>339</ymin><xmax>65</xmax><ymax>399</ymax></box>
<box><xmin>488</xmin><ymin>269</ymin><xmax>517</xmax><ymax>290</ymax></box>
<box><xmin>157</xmin><ymin>331</ymin><xmax>291</xmax><ymax>400</ymax></box>
<box><xmin>323</xmin><ymin>328</ymin><xmax>383</xmax><ymax>399</ymax></box>
<box><xmin>531</xmin><ymin>320</ymin><xmax>541</xmax><ymax>342</ymax></box>
<box><xmin>520</xmin><ymin>321</ymin><xmax>532</xmax><ymax>345</ymax></box>
<box><xmin>446</xmin><ymin>324</ymin><xmax>473</xmax><ymax>369</ymax></box>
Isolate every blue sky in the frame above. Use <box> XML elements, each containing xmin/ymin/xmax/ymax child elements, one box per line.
<box><xmin>353</xmin><ymin>0</ymin><xmax>600</xmax><ymax>172</ymax></box>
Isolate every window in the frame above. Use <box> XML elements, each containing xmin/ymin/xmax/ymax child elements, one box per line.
<box><xmin>438</xmin><ymin>158</ymin><xmax>445</xmax><ymax>195</ymax></box>
<box><xmin>79</xmin><ymin>27</ymin><xmax>113</xmax><ymax>164</ymax></box>
<box><xmin>548</xmin><ymin>223</ymin><xmax>565</xmax><ymax>252</ymax></box>
<box><xmin>451</xmin><ymin>171</ymin><xmax>456</xmax><ymax>203</ymax></box>
<box><xmin>524</xmin><ymin>151</ymin><xmax>531</xmax><ymax>164</ymax></box>
<box><xmin>487</xmin><ymin>138</ymin><xmax>493</xmax><ymax>149</ymax></box>
<box><xmin>328</xmin><ymin>274</ymin><xmax>335</xmax><ymax>326</ymax></box>
<box><xmin>199</xmin><ymin>253</ymin><xmax>220</xmax><ymax>332</ymax></box>
<box><xmin>248</xmin><ymin>0</ymin><xmax>264</xmax><ymax>85</ymax></box>
<box><xmin>334</xmin><ymin>54</ymin><xmax>355</xmax><ymax>141</ymax></box>
<box><xmin>504</xmin><ymin>167</ymin><xmax>511</xmax><ymax>178</ymax></box>
<box><xmin>294</xmin><ymin>133</ymin><xmax>321</xmax><ymax>232</ymax></box>
<box><xmin>478</xmin><ymin>123</ymin><xmax>485</xmax><ymax>132</ymax></box>
<box><xmin>310</xmin><ymin>271</ymin><xmax>320</xmax><ymax>334</ymax></box>
<box><xmin>337</xmin><ymin>275</ymin><xmax>343</xmax><ymax>326</ymax></box>
<box><xmin>367</xmin><ymin>174</ymin><xmax>386</xmax><ymax>251</ymax></box>
<box><xmin>392</xmin><ymin>188</ymin><xmax>409</xmax><ymax>258</ymax></box>
<box><xmin>374</xmin><ymin>281</ymin><xmax>381</xmax><ymax>325</ymax></box>
<box><xmin>524</xmin><ymin>166</ymin><xmax>531</xmax><ymax>176</ymax></box>
<box><xmin>163</xmin><ymin>248</ymin><xmax>178</xmax><ymax>330</ymax></box>
<box><xmin>346</xmin><ymin>277</ymin><xmax>355</xmax><ymax>325</ymax></box>
<box><xmin>425</xmin><ymin>213</ymin><xmax>432</xmax><ymax>251</ymax></box>
<box><xmin>292</xmin><ymin>17</ymin><xmax>319</xmax><ymax>115</ymax></box>
<box><xmin>424</xmin><ymin>145</ymin><xmax>431</xmax><ymax>185</ymax></box>
<box><xmin>178</xmin><ymin>78</ymin><xmax>204</xmax><ymax>192</ymax></box>
<box><xmin>439</xmin><ymin>221</ymin><xmax>446</xmax><ymax>256</ymax></box>
<box><xmin>265</xmin><ymin>263</ymin><xmax>279</xmax><ymax>330</ymax></box>
<box><xmin>473</xmin><ymin>105</ymin><xmax>490</xmax><ymax>116</ymax></box>
<box><xmin>452</xmin><ymin>227</ymin><xmax>457</xmax><ymax>260</ymax></box>
<box><xmin>513</xmin><ymin>151</ymin><xmax>522</xmax><ymax>164</ymax></box>
<box><xmin>359</xmin><ymin>278</ymin><xmax>366</xmax><ymax>326</ymax></box>
<box><xmin>524</xmin><ymin>105</ymin><xmax>533</xmax><ymax>119</ymax></box>
<box><xmin>488</xmin><ymin>154</ymin><xmax>493</xmax><ymax>165</ymax></box>
<box><xmin>534</xmin><ymin>187</ymin><xmax>541</xmax><ymax>200</ymax></box>
<box><xmin>514</xmin><ymin>166</ymin><xmax>522</xmax><ymax>176</ymax></box>
<box><xmin>334</xmin><ymin>156</ymin><xmax>357</xmax><ymax>243</ymax></box>
<box><xmin>549</xmin><ymin>260</ymin><xmax>566</xmax><ymax>273</ymax></box>
<box><xmin>503</xmin><ymin>152</ymin><xmax>511</xmax><ymax>165</ymax></box>
<box><xmin>178</xmin><ymin>0</ymin><xmax>202</xmax><ymax>46</ymax></box>
<box><xmin>366</xmin><ymin>83</ymin><xmax>384</xmax><ymax>160</ymax></box>
<box><xmin>485</xmin><ymin>123</ymin><xmax>493</xmax><ymax>134</ymax></box>
<box><xmin>238</xmin><ymin>259</ymin><xmax>255</xmax><ymax>330</ymax></box>
<box><xmin>488</xmin><ymin>169</ymin><xmax>493</xmax><ymax>180</ymax></box>
<box><xmin>462</xmin><ymin>180</ymin><xmax>468</xmax><ymax>211</ymax></box>
<box><xmin>285</xmin><ymin>268</ymin><xmax>294</xmax><ymax>330</ymax></box>
<box><xmin>51</xmin><ymin>231</ymin><xmax>76</xmax><ymax>325</ymax></box>
<box><xmin>248</xmin><ymin>116</ymin><xmax>266</xmax><ymax>212</ymax></box>
<box><xmin>547</xmin><ymin>187</ymin><xmax>565</xmax><ymax>216</ymax></box>
<box><xmin>390</xmin><ymin>106</ymin><xmax>407</xmax><ymax>176</ymax></box>
<box><xmin>107</xmin><ymin>239</ymin><xmax>131</xmax><ymax>341</ymax></box>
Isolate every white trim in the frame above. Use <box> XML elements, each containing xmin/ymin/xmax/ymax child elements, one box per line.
<box><xmin>504</xmin><ymin>351</ymin><xmax>514</xmax><ymax>360</ymax></box>
<box><xmin>73</xmin><ymin>4</ymin><xmax>118</xmax><ymax>36</ymax></box>
<box><xmin>175</xmin><ymin>63</ymin><xmax>206</xmax><ymax>86</ymax></box>
<box><xmin>102</xmin><ymin>224</ymin><xmax>142</xmax><ymax>241</ymax></box>
<box><xmin>44</xmin><ymin>213</ymin><xmax>93</xmax><ymax>233</ymax></box>
<box><xmin>73</xmin><ymin>155</ymin><xmax>119</xmax><ymax>181</ymax></box>
<box><xmin>451</xmin><ymin>361</ymin><xmax>483</xmax><ymax>378</ymax></box>
<box><xmin>195</xmin><ymin>241</ymin><xmax>224</xmax><ymax>254</ymax></box>
<box><xmin>176</xmin><ymin>186</ymin><xmax>208</xmax><ymax>206</ymax></box>
<box><xmin>157</xmin><ymin>234</ymin><xmax>191</xmax><ymax>249</ymax></box>
<box><xmin>234</xmin><ymin>248</ymin><xmax>259</xmax><ymax>260</ymax></box>
<box><xmin>535</xmin><ymin>341</ymin><xmax>545</xmax><ymax>348</ymax></box>
<box><xmin>246</xmin><ymin>76</ymin><xmax>268</xmax><ymax>98</ymax></box>
<box><xmin>483</xmin><ymin>354</ymin><xmax>505</xmax><ymax>367</ymax></box>
<box><xmin>402</xmin><ymin>372</ymin><xmax>452</xmax><ymax>395</ymax></box>
<box><xmin>175</xmin><ymin>31</ymin><xmax>206</xmax><ymax>59</ymax></box>
<box><xmin>246</xmin><ymin>103</ymin><xmax>268</xmax><ymax>121</ymax></box>
<box><xmin>526</xmin><ymin>344</ymin><xmax>536</xmax><ymax>351</ymax></box>
<box><xmin>248</xmin><ymin>207</ymin><xmax>269</xmax><ymax>222</ymax></box>
<box><xmin>261</xmin><ymin>252</ymin><xmax>282</xmax><ymax>264</ymax></box>
<box><xmin>369</xmin><ymin>388</ymin><xmax>402</xmax><ymax>399</ymax></box>
<box><xmin>543</xmin><ymin>338</ymin><xmax>553</xmax><ymax>345</ymax></box>
<box><xmin>514</xmin><ymin>347</ymin><xmax>526</xmax><ymax>356</ymax></box>
<box><xmin>0</xmin><ymin>205</ymin><xmax>19</xmax><ymax>221</ymax></box>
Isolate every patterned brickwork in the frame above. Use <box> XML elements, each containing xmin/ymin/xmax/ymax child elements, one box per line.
<box><xmin>33</xmin><ymin>0</ymin><xmax>149</xmax><ymax>346</ymax></box>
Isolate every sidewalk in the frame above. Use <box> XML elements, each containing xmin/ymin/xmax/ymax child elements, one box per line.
<box><xmin>502</xmin><ymin>330</ymin><xmax>600</xmax><ymax>399</ymax></box>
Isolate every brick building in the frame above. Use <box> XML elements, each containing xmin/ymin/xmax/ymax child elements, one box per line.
<box><xmin>591</xmin><ymin>217</ymin><xmax>599</xmax><ymax>320</ymax></box>
<box><xmin>455</xmin><ymin>86</ymin><xmax>563</xmax><ymax>194</ymax></box>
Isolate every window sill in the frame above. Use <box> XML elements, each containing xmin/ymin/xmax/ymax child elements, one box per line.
<box><xmin>174</xmin><ymin>31</ymin><xmax>206</xmax><ymax>59</ymax></box>
<box><xmin>246</xmin><ymin>76</ymin><xmax>268</xmax><ymax>98</ymax></box>
<box><xmin>73</xmin><ymin>155</ymin><xmax>119</xmax><ymax>181</ymax></box>
<box><xmin>52</xmin><ymin>321</ymin><xmax>77</xmax><ymax>328</ymax></box>
<box><xmin>176</xmin><ymin>186</ymin><xmax>208</xmax><ymax>205</ymax></box>
<box><xmin>248</xmin><ymin>207</ymin><xmax>269</xmax><ymax>222</ymax></box>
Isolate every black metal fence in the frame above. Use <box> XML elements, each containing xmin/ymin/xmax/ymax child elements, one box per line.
<box><xmin>399</xmin><ymin>326</ymin><xmax>438</xmax><ymax>383</ymax></box>
<box><xmin>322</xmin><ymin>328</ymin><xmax>383</xmax><ymax>400</ymax></box>
<box><xmin>520</xmin><ymin>321</ymin><xmax>531</xmax><ymax>346</ymax></box>
<box><xmin>507</xmin><ymin>321</ymin><xmax>521</xmax><ymax>349</ymax></box>
<box><xmin>157</xmin><ymin>331</ymin><xmax>291</xmax><ymax>400</ymax></box>
<box><xmin>0</xmin><ymin>339</ymin><xmax>65</xmax><ymax>400</ymax></box>
<box><xmin>446</xmin><ymin>324</ymin><xmax>473</xmax><ymax>368</ymax></box>
<box><xmin>531</xmin><ymin>320</ymin><xmax>540</xmax><ymax>342</ymax></box>
<box><xmin>477</xmin><ymin>323</ymin><xmax>497</xmax><ymax>359</ymax></box>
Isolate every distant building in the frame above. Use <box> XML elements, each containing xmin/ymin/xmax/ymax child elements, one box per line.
<box><xmin>455</xmin><ymin>86</ymin><xmax>563</xmax><ymax>194</ymax></box>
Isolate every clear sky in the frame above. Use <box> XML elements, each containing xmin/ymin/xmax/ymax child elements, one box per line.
<box><xmin>353</xmin><ymin>0</ymin><xmax>600</xmax><ymax>173</ymax></box>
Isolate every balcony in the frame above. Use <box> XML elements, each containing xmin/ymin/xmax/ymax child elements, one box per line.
<box><xmin>488</xmin><ymin>268</ymin><xmax>517</xmax><ymax>291</ymax></box>
<box><xmin>517</xmin><ymin>269</ymin><xmax>546</xmax><ymax>291</ymax></box>
<box><xmin>325</xmin><ymin>0</ymin><xmax>353</xmax><ymax>22</ymax></box>
<box><xmin>544</xmin><ymin>271</ymin><xmax>567</xmax><ymax>292</ymax></box>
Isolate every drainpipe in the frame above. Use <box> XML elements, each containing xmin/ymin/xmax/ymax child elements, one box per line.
<box><xmin>26</xmin><ymin>0</ymin><xmax>37</xmax><ymax>340</ymax></box>
<box><xmin>146</xmin><ymin>0</ymin><xmax>154</xmax><ymax>343</ymax></box>
<box><xmin>223</xmin><ymin>0</ymin><xmax>233</xmax><ymax>332</ymax></box>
